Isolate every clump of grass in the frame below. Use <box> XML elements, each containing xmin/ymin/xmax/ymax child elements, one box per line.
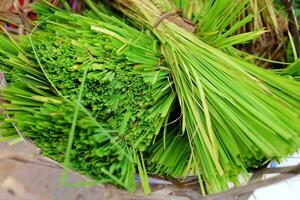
<box><xmin>0</xmin><ymin>1</ymin><xmax>176</xmax><ymax>193</ymax></box>
<box><xmin>0</xmin><ymin>27</ymin><xmax>139</xmax><ymax>189</ymax></box>
<box><xmin>111</xmin><ymin>0</ymin><xmax>300</xmax><ymax>193</ymax></box>
<box><xmin>1</xmin><ymin>0</ymin><xmax>300</xmax><ymax>195</ymax></box>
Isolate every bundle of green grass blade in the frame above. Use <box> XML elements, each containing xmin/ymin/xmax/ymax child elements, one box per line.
<box><xmin>0</xmin><ymin>36</ymin><xmax>137</xmax><ymax>189</ymax></box>
<box><xmin>30</xmin><ymin>4</ymin><xmax>176</xmax><ymax>151</ymax></box>
<box><xmin>0</xmin><ymin>1</ymin><xmax>175</xmax><ymax>192</ymax></box>
<box><xmin>1</xmin><ymin>0</ymin><xmax>300</xmax><ymax>196</ymax></box>
<box><xmin>110</xmin><ymin>0</ymin><xmax>300</xmax><ymax>194</ymax></box>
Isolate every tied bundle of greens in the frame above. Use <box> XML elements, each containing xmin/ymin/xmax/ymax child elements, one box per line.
<box><xmin>111</xmin><ymin>0</ymin><xmax>300</xmax><ymax>193</ymax></box>
<box><xmin>1</xmin><ymin>0</ymin><xmax>300</xmax><ymax>195</ymax></box>
<box><xmin>24</xmin><ymin>7</ymin><xmax>176</xmax><ymax>151</ymax></box>
<box><xmin>0</xmin><ymin>34</ymin><xmax>137</xmax><ymax>190</ymax></box>
<box><xmin>0</xmin><ymin>1</ymin><xmax>176</xmax><ymax>193</ymax></box>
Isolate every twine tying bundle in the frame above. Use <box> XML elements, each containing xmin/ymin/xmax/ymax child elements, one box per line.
<box><xmin>153</xmin><ymin>9</ymin><xmax>196</xmax><ymax>33</ymax></box>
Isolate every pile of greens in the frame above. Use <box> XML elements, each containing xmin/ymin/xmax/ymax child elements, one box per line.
<box><xmin>112</xmin><ymin>0</ymin><xmax>300</xmax><ymax>193</ymax></box>
<box><xmin>26</xmin><ymin>19</ymin><xmax>175</xmax><ymax>151</ymax></box>
<box><xmin>0</xmin><ymin>0</ymin><xmax>300</xmax><ymax>195</ymax></box>
<box><xmin>0</xmin><ymin>2</ymin><xmax>175</xmax><ymax>192</ymax></box>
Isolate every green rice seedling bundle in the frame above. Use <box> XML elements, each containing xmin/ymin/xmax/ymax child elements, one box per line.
<box><xmin>1</xmin><ymin>0</ymin><xmax>300</xmax><ymax>195</ymax></box>
<box><xmin>0</xmin><ymin>35</ymin><xmax>138</xmax><ymax>189</ymax></box>
<box><xmin>0</xmin><ymin>2</ymin><xmax>175</xmax><ymax>193</ymax></box>
<box><xmin>110</xmin><ymin>0</ymin><xmax>300</xmax><ymax>193</ymax></box>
